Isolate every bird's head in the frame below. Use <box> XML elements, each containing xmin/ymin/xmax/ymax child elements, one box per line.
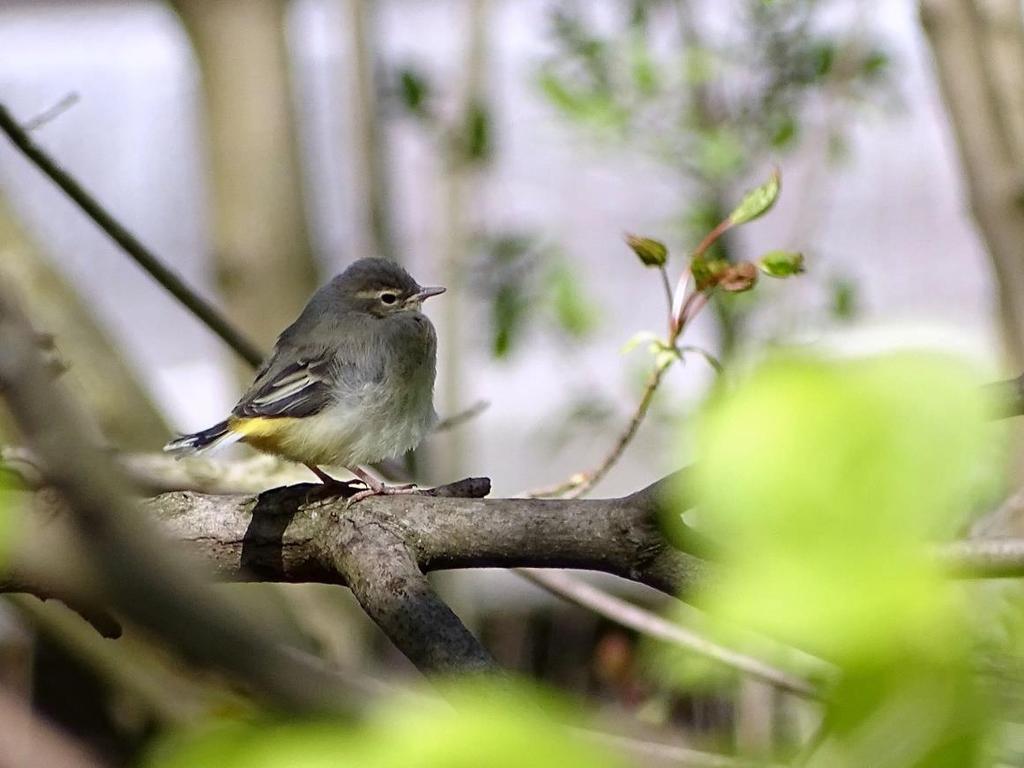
<box><xmin>333</xmin><ymin>258</ymin><xmax>445</xmax><ymax>318</ymax></box>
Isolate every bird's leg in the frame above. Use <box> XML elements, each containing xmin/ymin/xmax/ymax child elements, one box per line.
<box><xmin>302</xmin><ymin>463</ymin><xmax>361</xmax><ymax>502</ymax></box>
<box><xmin>344</xmin><ymin>465</ymin><xmax>419</xmax><ymax>506</ymax></box>
<box><xmin>305</xmin><ymin>463</ymin><xmax>342</xmax><ymax>485</ymax></box>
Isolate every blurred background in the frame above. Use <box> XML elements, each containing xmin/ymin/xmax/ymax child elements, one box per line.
<box><xmin>0</xmin><ymin>0</ymin><xmax>1019</xmax><ymax>764</ymax></box>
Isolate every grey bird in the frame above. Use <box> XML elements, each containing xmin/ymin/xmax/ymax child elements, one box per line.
<box><xmin>164</xmin><ymin>258</ymin><xmax>445</xmax><ymax>502</ymax></box>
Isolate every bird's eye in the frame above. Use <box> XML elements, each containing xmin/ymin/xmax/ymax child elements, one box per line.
<box><xmin>380</xmin><ymin>292</ymin><xmax>398</xmax><ymax>305</ymax></box>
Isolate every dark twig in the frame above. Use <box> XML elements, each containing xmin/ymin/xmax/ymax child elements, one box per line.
<box><xmin>0</xmin><ymin>103</ymin><xmax>266</xmax><ymax>367</ymax></box>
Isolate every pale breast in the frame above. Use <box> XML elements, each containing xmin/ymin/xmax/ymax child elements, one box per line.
<box><xmin>276</xmin><ymin>313</ymin><xmax>438</xmax><ymax>467</ymax></box>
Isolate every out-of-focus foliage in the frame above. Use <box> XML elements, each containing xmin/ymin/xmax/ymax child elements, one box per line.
<box><xmin>679</xmin><ymin>352</ymin><xmax>993</xmax><ymax>765</ymax></box>
<box><xmin>146</xmin><ymin>681</ymin><xmax>622</xmax><ymax>768</ymax></box>
<box><xmin>472</xmin><ymin>233</ymin><xmax>599</xmax><ymax>358</ymax></box>
<box><xmin>537</xmin><ymin>0</ymin><xmax>891</xmax><ymax>352</ymax></box>
<box><xmin>0</xmin><ymin>476</ymin><xmax>20</xmax><ymax>566</ymax></box>
<box><xmin>538</xmin><ymin>0</ymin><xmax>890</xmax><ymax>179</ymax></box>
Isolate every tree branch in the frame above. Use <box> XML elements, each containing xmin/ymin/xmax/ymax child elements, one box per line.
<box><xmin>0</xmin><ymin>102</ymin><xmax>266</xmax><ymax>367</ymax></box>
<box><xmin>516</xmin><ymin>569</ymin><xmax>824</xmax><ymax>697</ymax></box>
<box><xmin>119</xmin><ymin>477</ymin><xmax>704</xmax><ymax>596</ymax></box>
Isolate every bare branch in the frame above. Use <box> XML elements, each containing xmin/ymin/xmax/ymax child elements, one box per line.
<box><xmin>327</xmin><ymin>513</ymin><xmax>496</xmax><ymax>674</ymax></box>
<box><xmin>517</xmin><ymin>569</ymin><xmax>824</xmax><ymax>697</ymax></box>
<box><xmin>433</xmin><ymin>399</ymin><xmax>490</xmax><ymax>433</ymax></box>
<box><xmin>0</xmin><ymin>102</ymin><xmax>266</xmax><ymax>367</ymax></box>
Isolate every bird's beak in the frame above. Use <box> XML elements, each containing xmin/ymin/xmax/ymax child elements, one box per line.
<box><xmin>408</xmin><ymin>286</ymin><xmax>446</xmax><ymax>304</ymax></box>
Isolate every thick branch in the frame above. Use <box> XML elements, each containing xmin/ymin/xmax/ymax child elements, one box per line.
<box><xmin>328</xmin><ymin>515</ymin><xmax>496</xmax><ymax>674</ymax></box>
<box><xmin>142</xmin><ymin>478</ymin><xmax>704</xmax><ymax>596</ymax></box>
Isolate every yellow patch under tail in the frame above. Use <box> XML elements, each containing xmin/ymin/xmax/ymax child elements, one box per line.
<box><xmin>228</xmin><ymin>416</ymin><xmax>302</xmax><ymax>455</ymax></box>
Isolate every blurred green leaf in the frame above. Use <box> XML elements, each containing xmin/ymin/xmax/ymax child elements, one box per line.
<box><xmin>621</xmin><ymin>330</ymin><xmax>661</xmax><ymax>356</ymax></box>
<box><xmin>624</xmin><ymin>234</ymin><xmax>668</xmax><ymax>267</ymax></box>
<box><xmin>831</xmin><ymin>277</ymin><xmax>858</xmax><ymax>321</ymax></box>
<box><xmin>683</xmin><ymin>352</ymin><xmax>993</xmax><ymax>766</ymax></box>
<box><xmin>727</xmin><ymin>168</ymin><xmax>781</xmax><ymax>226</ymax></box>
<box><xmin>548</xmin><ymin>262</ymin><xmax>599</xmax><ymax>339</ymax></box>
<box><xmin>149</xmin><ymin>682</ymin><xmax>622</xmax><ymax>768</ymax></box>
<box><xmin>394</xmin><ymin>67</ymin><xmax>433</xmax><ymax>121</ymax></box>
<box><xmin>694</xmin><ymin>129</ymin><xmax>745</xmax><ymax>180</ymax></box>
<box><xmin>492</xmin><ymin>285</ymin><xmax>528</xmax><ymax>358</ymax></box>
<box><xmin>683</xmin><ymin>47</ymin><xmax>715</xmax><ymax>85</ymax></box>
<box><xmin>462</xmin><ymin>100</ymin><xmax>492</xmax><ymax>163</ymax></box>
<box><xmin>0</xmin><ymin>482</ymin><xmax>21</xmax><ymax>567</ymax></box>
<box><xmin>628</xmin><ymin>40</ymin><xmax>659</xmax><ymax>96</ymax></box>
<box><xmin>809</xmin><ymin>41</ymin><xmax>837</xmax><ymax>79</ymax></box>
<box><xmin>758</xmin><ymin>250</ymin><xmax>805</xmax><ymax>277</ymax></box>
<box><xmin>769</xmin><ymin>113</ymin><xmax>798</xmax><ymax>148</ymax></box>
<box><xmin>861</xmin><ymin>49</ymin><xmax>890</xmax><ymax>78</ymax></box>
<box><xmin>690</xmin><ymin>353</ymin><xmax>988</xmax><ymax>656</ymax></box>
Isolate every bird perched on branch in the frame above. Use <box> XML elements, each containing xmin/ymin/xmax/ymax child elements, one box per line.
<box><xmin>164</xmin><ymin>258</ymin><xmax>444</xmax><ymax>504</ymax></box>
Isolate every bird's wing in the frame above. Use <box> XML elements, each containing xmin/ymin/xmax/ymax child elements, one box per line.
<box><xmin>232</xmin><ymin>349</ymin><xmax>338</xmax><ymax>419</ymax></box>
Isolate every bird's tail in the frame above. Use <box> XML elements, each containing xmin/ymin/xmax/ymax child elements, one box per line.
<box><xmin>163</xmin><ymin>419</ymin><xmax>242</xmax><ymax>457</ymax></box>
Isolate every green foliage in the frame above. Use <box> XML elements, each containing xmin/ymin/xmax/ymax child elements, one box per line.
<box><xmin>758</xmin><ymin>250</ymin><xmax>804</xmax><ymax>277</ymax></box>
<box><xmin>727</xmin><ymin>169</ymin><xmax>781</xmax><ymax>226</ymax></box>
<box><xmin>681</xmin><ymin>352</ymin><xmax>993</xmax><ymax>765</ymax></box>
<box><xmin>474</xmin><ymin>234</ymin><xmax>599</xmax><ymax>359</ymax></box>
<box><xmin>547</xmin><ymin>261</ymin><xmax>599</xmax><ymax>339</ymax></box>
<box><xmin>536</xmin><ymin>1</ymin><xmax>891</xmax><ymax>350</ymax></box>
<box><xmin>395</xmin><ymin>67</ymin><xmax>432</xmax><ymax>121</ymax></box>
<box><xmin>0</xmin><ymin>465</ymin><xmax>25</xmax><ymax>567</ymax></box>
<box><xmin>460</xmin><ymin>99</ymin><xmax>492</xmax><ymax>164</ymax></box>
<box><xmin>831</xmin><ymin>277</ymin><xmax>858</xmax><ymax>320</ymax></box>
<box><xmin>147</xmin><ymin>682</ymin><xmax>621</xmax><ymax>768</ymax></box>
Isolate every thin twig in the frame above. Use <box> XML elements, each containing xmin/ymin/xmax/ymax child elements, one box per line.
<box><xmin>433</xmin><ymin>399</ymin><xmax>489</xmax><ymax>433</ymax></box>
<box><xmin>0</xmin><ymin>103</ymin><xmax>266</xmax><ymax>367</ymax></box>
<box><xmin>658</xmin><ymin>264</ymin><xmax>674</xmax><ymax>318</ymax></box>
<box><xmin>517</xmin><ymin>569</ymin><xmax>823</xmax><ymax>698</ymax></box>
<box><xmin>563</xmin><ymin>357</ymin><xmax>674</xmax><ymax>499</ymax></box>
<box><xmin>22</xmin><ymin>92</ymin><xmax>80</xmax><ymax>131</ymax></box>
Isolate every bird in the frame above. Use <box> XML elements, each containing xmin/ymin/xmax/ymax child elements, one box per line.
<box><xmin>164</xmin><ymin>257</ymin><xmax>445</xmax><ymax>503</ymax></box>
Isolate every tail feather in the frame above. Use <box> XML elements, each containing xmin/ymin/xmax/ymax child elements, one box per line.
<box><xmin>163</xmin><ymin>420</ymin><xmax>241</xmax><ymax>457</ymax></box>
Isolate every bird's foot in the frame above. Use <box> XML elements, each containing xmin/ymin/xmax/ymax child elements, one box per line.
<box><xmin>345</xmin><ymin>483</ymin><xmax>421</xmax><ymax>507</ymax></box>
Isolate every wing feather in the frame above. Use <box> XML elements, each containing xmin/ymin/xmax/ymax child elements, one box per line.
<box><xmin>233</xmin><ymin>352</ymin><xmax>337</xmax><ymax>419</ymax></box>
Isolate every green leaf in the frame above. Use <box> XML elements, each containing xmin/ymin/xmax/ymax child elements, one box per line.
<box><xmin>727</xmin><ymin>168</ymin><xmax>781</xmax><ymax>226</ymax></box>
<box><xmin>694</xmin><ymin>128</ymin><xmax>745</xmax><ymax>180</ymax></box>
<box><xmin>621</xmin><ymin>330</ymin><xmax>661</xmax><ymax>355</ymax></box>
<box><xmin>462</xmin><ymin>100</ymin><xmax>491</xmax><ymax>163</ymax></box>
<box><xmin>396</xmin><ymin>67</ymin><xmax>431</xmax><ymax>119</ymax></box>
<box><xmin>769</xmin><ymin>113</ymin><xmax>798</xmax><ymax>148</ymax></box>
<box><xmin>147</xmin><ymin>682</ymin><xmax>624</xmax><ymax>768</ymax></box>
<box><xmin>758</xmin><ymin>250</ymin><xmax>805</xmax><ymax>277</ymax></box>
<box><xmin>831</xmin><ymin>277</ymin><xmax>857</xmax><ymax>320</ymax></box>
<box><xmin>548</xmin><ymin>263</ymin><xmax>598</xmax><ymax>338</ymax></box>
<box><xmin>679</xmin><ymin>353</ymin><xmax>995</xmax><ymax>765</ymax></box>
<box><xmin>624</xmin><ymin>234</ymin><xmax>668</xmax><ymax>267</ymax></box>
